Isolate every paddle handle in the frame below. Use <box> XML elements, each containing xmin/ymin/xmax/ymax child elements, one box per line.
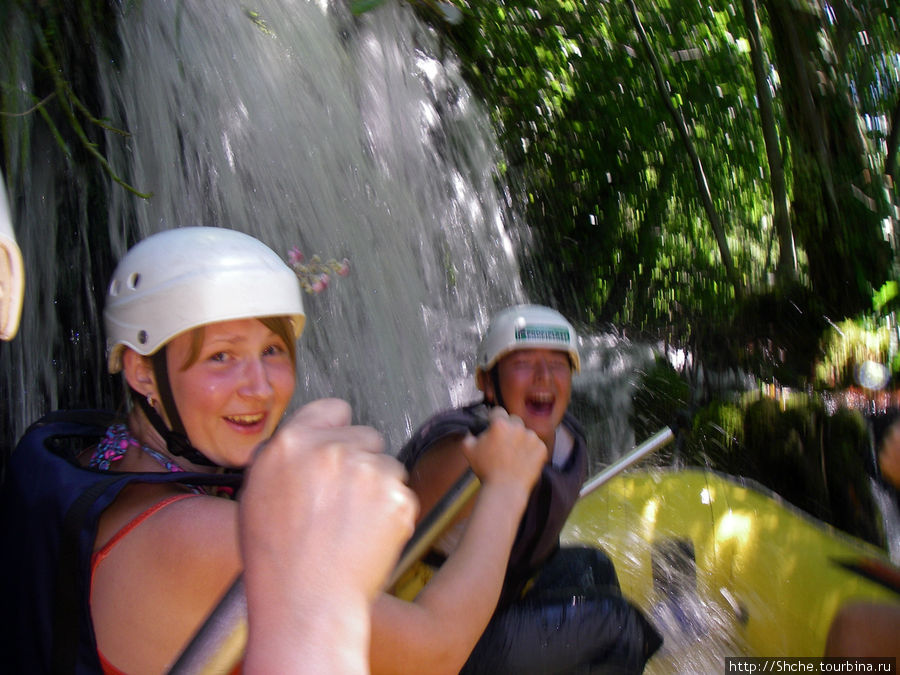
<box><xmin>579</xmin><ymin>426</ymin><xmax>674</xmax><ymax>498</ymax></box>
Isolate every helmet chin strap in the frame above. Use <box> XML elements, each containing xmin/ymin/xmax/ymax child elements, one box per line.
<box><xmin>488</xmin><ymin>367</ymin><xmax>506</xmax><ymax>410</ymax></box>
<box><xmin>132</xmin><ymin>348</ymin><xmax>219</xmax><ymax>468</ymax></box>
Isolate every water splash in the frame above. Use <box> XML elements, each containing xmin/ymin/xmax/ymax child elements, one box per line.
<box><xmin>572</xmin><ymin>332</ymin><xmax>660</xmax><ymax>470</ymax></box>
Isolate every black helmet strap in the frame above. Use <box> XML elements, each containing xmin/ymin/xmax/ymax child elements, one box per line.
<box><xmin>488</xmin><ymin>366</ymin><xmax>506</xmax><ymax>410</ymax></box>
<box><xmin>131</xmin><ymin>347</ymin><xmax>219</xmax><ymax>467</ymax></box>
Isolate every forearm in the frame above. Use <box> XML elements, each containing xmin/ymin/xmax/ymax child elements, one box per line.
<box><xmin>425</xmin><ymin>479</ymin><xmax>529</xmax><ymax>610</ymax></box>
<box><xmin>370</xmin><ymin>480</ymin><xmax>530</xmax><ymax>674</ymax></box>
<box><xmin>244</xmin><ymin>581</ymin><xmax>370</xmax><ymax>675</ymax></box>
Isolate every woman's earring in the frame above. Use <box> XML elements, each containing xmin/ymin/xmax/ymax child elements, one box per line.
<box><xmin>147</xmin><ymin>393</ymin><xmax>156</xmax><ymax>409</ymax></box>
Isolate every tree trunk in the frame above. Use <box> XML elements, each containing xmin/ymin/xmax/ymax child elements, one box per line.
<box><xmin>741</xmin><ymin>0</ymin><xmax>796</xmax><ymax>282</ymax></box>
<box><xmin>886</xmin><ymin>96</ymin><xmax>900</xmax><ymax>185</ymax></box>
<box><xmin>764</xmin><ymin>0</ymin><xmax>892</xmax><ymax>318</ymax></box>
<box><xmin>626</xmin><ymin>0</ymin><xmax>743</xmax><ymax>300</ymax></box>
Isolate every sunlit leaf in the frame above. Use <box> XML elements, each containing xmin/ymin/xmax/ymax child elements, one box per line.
<box><xmin>350</xmin><ymin>0</ymin><xmax>387</xmax><ymax>15</ymax></box>
<box><xmin>873</xmin><ymin>280</ymin><xmax>899</xmax><ymax>313</ymax></box>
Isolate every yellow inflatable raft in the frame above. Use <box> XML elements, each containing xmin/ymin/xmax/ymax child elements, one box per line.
<box><xmin>562</xmin><ymin>468</ymin><xmax>898</xmax><ymax>672</ymax></box>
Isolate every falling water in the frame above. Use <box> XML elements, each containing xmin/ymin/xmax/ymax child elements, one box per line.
<box><xmin>2</xmin><ymin>0</ymin><xmax>531</xmax><ymax>450</ymax></box>
<box><xmin>103</xmin><ymin>0</ymin><xmax>536</xmax><ymax>451</ymax></box>
<box><xmin>872</xmin><ymin>481</ymin><xmax>900</xmax><ymax>563</ymax></box>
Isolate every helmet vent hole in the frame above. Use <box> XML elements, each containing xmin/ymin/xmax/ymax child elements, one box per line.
<box><xmin>128</xmin><ymin>273</ymin><xmax>141</xmax><ymax>290</ymax></box>
<box><xmin>108</xmin><ymin>280</ymin><xmax>120</xmax><ymax>296</ymax></box>
<box><xmin>138</xmin><ymin>330</ymin><xmax>148</xmax><ymax>344</ymax></box>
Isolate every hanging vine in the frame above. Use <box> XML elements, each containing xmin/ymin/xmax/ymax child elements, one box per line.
<box><xmin>1</xmin><ymin>1</ymin><xmax>151</xmax><ymax>199</ymax></box>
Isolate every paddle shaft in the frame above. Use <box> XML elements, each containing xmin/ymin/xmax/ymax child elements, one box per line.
<box><xmin>387</xmin><ymin>468</ymin><xmax>480</xmax><ymax>590</ymax></box>
<box><xmin>168</xmin><ymin>424</ymin><xmax>675</xmax><ymax>675</ymax></box>
<box><xmin>395</xmin><ymin>424</ymin><xmax>677</xmax><ymax>587</ymax></box>
<box><xmin>580</xmin><ymin>426</ymin><xmax>675</xmax><ymax>498</ymax></box>
<box><xmin>167</xmin><ymin>576</ymin><xmax>247</xmax><ymax>675</ymax></box>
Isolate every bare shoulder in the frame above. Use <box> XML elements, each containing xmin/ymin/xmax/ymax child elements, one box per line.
<box><xmin>91</xmin><ymin>487</ymin><xmax>240</xmax><ymax>672</ymax></box>
<box><xmin>95</xmin><ymin>482</ymin><xmax>236</xmax><ymax>549</ymax></box>
<box><xmin>99</xmin><ymin>485</ymin><xmax>240</xmax><ymax>570</ymax></box>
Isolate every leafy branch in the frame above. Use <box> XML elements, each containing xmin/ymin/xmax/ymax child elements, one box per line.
<box><xmin>29</xmin><ymin>21</ymin><xmax>152</xmax><ymax>199</ymax></box>
<box><xmin>1</xmin><ymin>3</ymin><xmax>151</xmax><ymax>199</ymax></box>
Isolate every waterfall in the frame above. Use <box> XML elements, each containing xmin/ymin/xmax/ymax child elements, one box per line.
<box><xmin>98</xmin><ymin>0</ymin><xmax>531</xmax><ymax>451</ymax></box>
<box><xmin>1</xmin><ymin>0</ymin><xmax>650</xmax><ymax>456</ymax></box>
<box><xmin>872</xmin><ymin>480</ymin><xmax>900</xmax><ymax>563</ymax></box>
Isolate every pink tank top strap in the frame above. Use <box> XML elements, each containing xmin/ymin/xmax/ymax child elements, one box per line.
<box><xmin>91</xmin><ymin>492</ymin><xmax>203</xmax><ymax>674</ymax></box>
<box><xmin>91</xmin><ymin>493</ymin><xmax>200</xmax><ymax>571</ymax></box>
<box><xmin>98</xmin><ymin>647</ymin><xmax>129</xmax><ymax>675</ymax></box>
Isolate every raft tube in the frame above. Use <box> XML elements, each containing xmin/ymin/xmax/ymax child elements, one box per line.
<box><xmin>562</xmin><ymin>468</ymin><xmax>899</xmax><ymax>670</ymax></box>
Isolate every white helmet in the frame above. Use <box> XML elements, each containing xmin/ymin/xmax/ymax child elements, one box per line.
<box><xmin>105</xmin><ymin>227</ymin><xmax>305</xmax><ymax>373</ymax></box>
<box><xmin>476</xmin><ymin>304</ymin><xmax>580</xmax><ymax>374</ymax></box>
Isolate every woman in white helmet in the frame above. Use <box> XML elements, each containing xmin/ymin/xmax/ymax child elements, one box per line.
<box><xmin>94</xmin><ymin>227</ymin><xmax>417</xmax><ymax>673</ymax></box>
<box><xmin>1</xmin><ymin>228</ymin><xmax>548</xmax><ymax>675</ymax></box>
<box><xmin>399</xmin><ymin>304</ymin><xmax>661</xmax><ymax>673</ymax></box>
<box><xmin>2</xmin><ymin>226</ymin><xmax>418</xmax><ymax>674</ymax></box>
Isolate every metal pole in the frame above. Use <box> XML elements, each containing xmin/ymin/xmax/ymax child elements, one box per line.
<box><xmin>579</xmin><ymin>426</ymin><xmax>674</xmax><ymax>498</ymax></box>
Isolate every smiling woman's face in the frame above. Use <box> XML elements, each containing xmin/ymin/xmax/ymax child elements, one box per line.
<box><xmin>484</xmin><ymin>348</ymin><xmax>572</xmax><ymax>450</ymax></box>
<box><xmin>165</xmin><ymin>318</ymin><xmax>296</xmax><ymax>468</ymax></box>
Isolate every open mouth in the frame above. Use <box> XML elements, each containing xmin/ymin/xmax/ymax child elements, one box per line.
<box><xmin>525</xmin><ymin>392</ymin><xmax>555</xmax><ymax>416</ymax></box>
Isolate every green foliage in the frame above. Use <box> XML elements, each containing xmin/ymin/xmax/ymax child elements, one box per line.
<box><xmin>1</xmin><ymin>1</ymin><xmax>149</xmax><ymax>197</ymax></box>
<box><xmin>873</xmin><ymin>281</ymin><xmax>899</xmax><ymax>315</ymax></box>
<box><xmin>824</xmin><ymin>406</ymin><xmax>882</xmax><ymax>544</ymax></box>
<box><xmin>629</xmin><ymin>356</ymin><xmax>690</xmax><ymax>449</ymax></box>
<box><xmin>683</xmin><ymin>399</ymin><xmax>744</xmax><ymax>469</ymax></box>
<box><xmin>630</xmin><ymin>363</ymin><xmax>884</xmax><ymax>545</ymax></box>
<box><xmin>816</xmin><ymin>317</ymin><xmax>896</xmax><ymax>389</ymax></box>
<box><xmin>450</xmin><ymin>0</ymin><xmax>772</xmax><ymax>329</ymax></box>
<box><xmin>352</xmin><ymin>0</ymin><xmax>463</xmax><ymax>24</ymax></box>
<box><xmin>435</xmin><ymin>0</ymin><xmax>900</xmax><ymax>381</ymax></box>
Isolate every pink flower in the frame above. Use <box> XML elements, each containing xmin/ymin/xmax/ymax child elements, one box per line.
<box><xmin>288</xmin><ymin>247</ymin><xmax>304</xmax><ymax>265</ymax></box>
<box><xmin>337</xmin><ymin>259</ymin><xmax>350</xmax><ymax>276</ymax></box>
<box><xmin>312</xmin><ymin>274</ymin><xmax>330</xmax><ymax>293</ymax></box>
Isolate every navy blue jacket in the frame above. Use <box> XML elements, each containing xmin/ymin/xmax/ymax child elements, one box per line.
<box><xmin>0</xmin><ymin>410</ymin><xmax>242</xmax><ymax>674</ymax></box>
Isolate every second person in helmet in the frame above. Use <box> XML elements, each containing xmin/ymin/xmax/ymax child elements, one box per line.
<box><xmin>475</xmin><ymin>304</ymin><xmax>581</xmax><ymax>452</ymax></box>
<box><xmin>400</xmin><ymin>304</ymin><xmax>662</xmax><ymax>673</ymax></box>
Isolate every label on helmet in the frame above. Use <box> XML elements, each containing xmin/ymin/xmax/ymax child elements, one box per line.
<box><xmin>515</xmin><ymin>325</ymin><xmax>570</xmax><ymax>344</ymax></box>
